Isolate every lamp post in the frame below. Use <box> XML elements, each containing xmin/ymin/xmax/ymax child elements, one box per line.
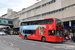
<box><xmin>40</xmin><ymin>0</ymin><xmax>42</xmax><ymax>19</ymax></box>
<box><xmin>37</xmin><ymin>0</ymin><xmax>42</xmax><ymax>19</ymax></box>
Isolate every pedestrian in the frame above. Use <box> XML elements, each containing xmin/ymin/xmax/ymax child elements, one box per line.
<box><xmin>69</xmin><ymin>33</ymin><xmax>73</xmax><ymax>41</ymax></box>
<box><xmin>72</xmin><ymin>33</ymin><xmax>75</xmax><ymax>42</ymax></box>
<box><xmin>65</xmin><ymin>33</ymin><xmax>68</xmax><ymax>41</ymax></box>
<box><xmin>16</xmin><ymin>32</ymin><xmax>17</xmax><ymax>35</ymax></box>
<box><xmin>14</xmin><ymin>32</ymin><xmax>15</xmax><ymax>35</ymax></box>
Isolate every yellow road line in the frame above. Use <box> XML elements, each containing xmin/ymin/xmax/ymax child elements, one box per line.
<box><xmin>10</xmin><ymin>45</ymin><xmax>13</xmax><ymax>47</ymax></box>
<box><xmin>6</xmin><ymin>43</ymin><xmax>8</xmax><ymax>45</ymax></box>
<box><xmin>15</xmin><ymin>47</ymin><xmax>20</xmax><ymax>50</ymax></box>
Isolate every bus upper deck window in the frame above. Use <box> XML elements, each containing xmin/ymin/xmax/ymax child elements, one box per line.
<box><xmin>29</xmin><ymin>22</ymin><xmax>31</xmax><ymax>25</ymax></box>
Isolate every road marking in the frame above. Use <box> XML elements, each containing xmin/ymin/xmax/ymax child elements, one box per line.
<box><xmin>22</xmin><ymin>41</ymin><xmax>25</xmax><ymax>43</ymax></box>
<box><xmin>11</xmin><ymin>43</ymin><xmax>13</xmax><ymax>46</ymax></box>
<box><xmin>6</xmin><ymin>43</ymin><xmax>8</xmax><ymax>45</ymax></box>
<box><xmin>65</xmin><ymin>44</ymin><xmax>75</xmax><ymax>48</ymax></box>
<box><xmin>42</xmin><ymin>46</ymin><xmax>55</xmax><ymax>50</ymax></box>
<box><xmin>15</xmin><ymin>39</ymin><xmax>17</xmax><ymax>40</ymax></box>
<box><xmin>54</xmin><ymin>44</ymin><xmax>75</xmax><ymax>49</ymax></box>
<box><xmin>22</xmin><ymin>41</ymin><xmax>36</xmax><ymax>45</ymax></box>
<box><xmin>32</xmin><ymin>43</ymin><xmax>36</xmax><ymax>45</ymax></box>
<box><xmin>3</xmin><ymin>40</ymin><xmax>5</xmax><ymax>43</ymax></box>
<box><xmin>10</xmin><ymin>43</ymin><xmax>18</xmax><ymax>47</ymax></box>
<box><xmin>15</xmin><ymin>47</ymin><xmax>20</xmax><ymax>50</ymax></box>
<box><xmin>9</xmin><ymin>38</ymin><xmax>11</xmax><ymax>39</ymax></box>
<box><xmin>44</xmin><ymin>43</ymin><xmax>50</xmax><ymax>44</ymax></box>
<box><xmin>57</xmin><ymin>44</ymin><xmax>75</xmax><ymax>48</ymax></box>
<box><xmin>9</xmin><ymin>43</ymin><xmax>13</xmax><ymax>47</ymax></box>
<box><xmin>3</xmin><ymin>40</ymin><xmax>18</xmax><ymax>47</ymax></box>
<box><xmin>10</xmin><ymin>45</ymin><xmax>13</xmax><ymax>47</ymax></box>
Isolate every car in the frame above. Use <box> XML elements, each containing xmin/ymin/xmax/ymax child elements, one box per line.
<box><xmin>0</xmin><ymin>32</ymin><xmax>6</xmax><ymax>36</ymax></box>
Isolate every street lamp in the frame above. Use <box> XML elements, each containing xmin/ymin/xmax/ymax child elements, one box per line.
<box><xmin>40</xmin><ymin>0</ymin><xmax>42</xmax><ymax>19</ymax></box>
<box><xmin>37</xmin><ymin>0</ymin><xmax>42</xmax><ymax>19</ymax></box>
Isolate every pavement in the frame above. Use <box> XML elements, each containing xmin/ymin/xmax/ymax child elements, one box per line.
<box><xmin>64</xmin><ymin>40</ymin><xmax>75</xmax><ymax>45</ymax></box>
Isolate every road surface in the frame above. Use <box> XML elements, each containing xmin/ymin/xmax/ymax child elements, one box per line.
<box><xmin>0</xmin><ymin>35</ymin><xmax>75</xmax><ymax>50</ymax></box>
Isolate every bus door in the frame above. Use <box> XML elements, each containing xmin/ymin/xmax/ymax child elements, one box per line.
<box><xmin>47</xmin><ymin>30</ymin><xmax>55</xmax><ymax>41</ymax></box>
<box><xmin>56</xmin><ymin>25</ymin><xmax>64</xmax><ymax>42</ymax></box>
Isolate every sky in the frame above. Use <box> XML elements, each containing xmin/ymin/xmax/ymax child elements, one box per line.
<box><xmin>0</xmin><ymin>0</ymin><xmax>41</xmax><ymax>16</ymax></box>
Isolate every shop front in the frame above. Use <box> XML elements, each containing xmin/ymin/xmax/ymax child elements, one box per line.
<box><xmin>64</xmin><ymin>20</ymin><xmax>75</xmax><ymax>34</ymax></box>
<box><xmin>71</xmin><ymin>20</ymin><xmax>75</xmax><ymax>33</ymax></box>
<box><xmin>13</xmin><ymin>28</ymin><xmax>19</xmax><ymax>35</ymax></box>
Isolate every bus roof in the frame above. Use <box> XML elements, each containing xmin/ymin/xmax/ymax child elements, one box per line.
<box><xmin>21</xmin><ymin>17</ymin><xmax>55</xmax><ymax>23</ymax></box>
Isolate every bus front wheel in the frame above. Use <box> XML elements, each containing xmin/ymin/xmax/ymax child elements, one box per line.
<box><xmin>41</xmin><ymin>37</ymin><xmax>45</xmax><ymax>42</ymax></box>
<box><xmin>24</xmin><ymin>35</ymin><xmax>27</xmax><ymax>40</ymax></box>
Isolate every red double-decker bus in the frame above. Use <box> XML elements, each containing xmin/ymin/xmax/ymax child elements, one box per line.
<box><xmin>19</xmin><ymin>18</ymin><xmax>64</xmax><ymax>42</ymax></box>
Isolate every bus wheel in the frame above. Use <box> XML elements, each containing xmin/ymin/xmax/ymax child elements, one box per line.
<box><xmin>24</xmin><ymin>35</ymin><xmax>27</xmax><ymax>40</ymax></box>
<box><xmin>41</xmin><ymin>37</ymin><xmax>45</xmax><ymax>42</ymax></box>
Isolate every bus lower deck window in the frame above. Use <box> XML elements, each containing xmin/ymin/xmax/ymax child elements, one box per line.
<box><xmin>48</xmin><ymin>30</ymin><xmax>55</xmax><ymax>35</ymax></box>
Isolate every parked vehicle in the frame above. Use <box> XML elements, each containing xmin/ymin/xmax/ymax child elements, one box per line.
<box><xmin>0</xmin><ymin>32</ymin><xmax>6</xmax><ymax>36</ymax></box>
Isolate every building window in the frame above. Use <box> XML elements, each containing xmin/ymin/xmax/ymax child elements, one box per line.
<box><xmin>59</xmin><ymin>9</ymin><xmax>62</xmax><ymax>12</ymax></box>
<box><xmin>50</xmin><ymin>11</ymin><xmax>54</xmax><ymax>14</ymax></box>
<box><xmin>68</xmin><ymin>6</ymin><xmax>72</xmax><ymax>9</ymax></box>
<box><xmin>47</xmin><ymin>12</ymin><xmax>50</xmax><ymax>15</ymax></box>
<box><xmin>8</xmin><ymin>21</ymin><xmax>13</xmax><ymax>24</ymax></box>
<box><xmin>62</xmin><ymin>8</ymin><xmax>65</xmax><ymax>11</ymax></box>
<box><xmin>0</xmin><ymin>20</ymin><xmax>1</xmax><ymax>23</ymax></box>
<box><xmin>52</xmin><ymin>0</ymin><xmax>56</xmax><ymax>2</ymax></box>
<box><xmin>2</xmin><ymin>20</ymin><xmax>8</xmax><ymax>24</ymax></box>
<box><xmin>42</xmin><ymin>4</ymin><xmax>46</xmax><ymax>7</ymax></box>
<box><xmin>56</xmin><ymin>0</ymin><xmax>59</xmax><ymax>2</ymax></box>
<box><xmin>61</xmin><ymin>0</ymin><xmax>65</xmax><ymax>1</ymax></box>
<box><xmin>55</xmin><ymin>10</ymin><xmax>58</xmax><ymax>13</ymax></box>
<box><xmin>53</xmin><ymin>11</ymin><xmax>55</xmax><ymax>13</ymax></box>
<box><xmin>73</xmin><ymin>5</ymin><xmax>75</xmax><ymax>8</ymax></box>
<box><xmin>47</xmin><ymin>2</ymin><xmax>51</xmax><ymax>4</ymax></box>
